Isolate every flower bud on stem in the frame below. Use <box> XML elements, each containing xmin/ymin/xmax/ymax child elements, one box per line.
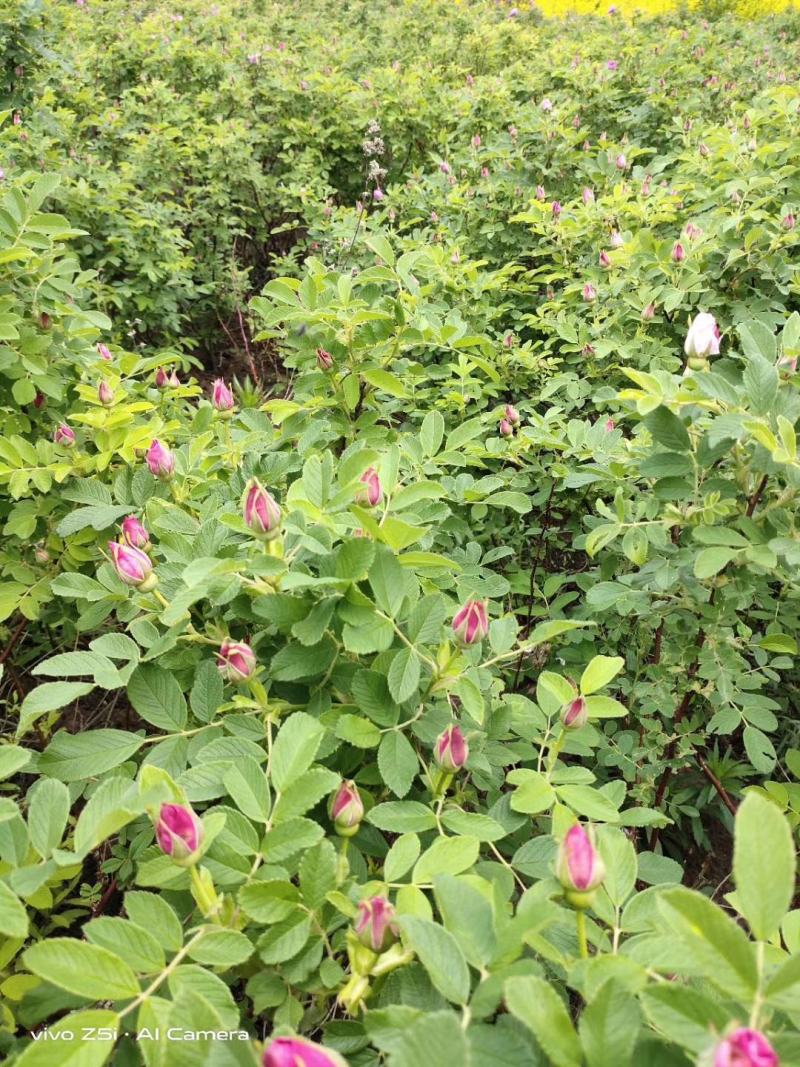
<box><xmin>190</xmin><ymin>864</ymin><xmax>222</xmax><ymax>919</ymax></box>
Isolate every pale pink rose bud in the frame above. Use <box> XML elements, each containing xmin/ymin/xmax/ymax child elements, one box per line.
<box><xmin>243</xmin><ymin>478</ymin><xmax>281</xmax><ymax>539</ymax></box>
<box><xmin>503</xmin><ymin>333</ymin><xmax>514</xmax><ymax>348</ymax></box>
<box><xmin>561</xmin><ymin>696</ymin><xmax>588</xmax><ymax>729</ymax></box>
<box><xmin>12</xmin><ymin>112</ymin><xmax>21</xmax><ymax>126</ymax></box>
<box><xmin>604</xmin><ymin>418</ymin><xmax>616</xmax><ymax>431</ymax></box>
<box><xmin>450</xmin><ymin>250</ymin><xmax>460</xmax><ymax>264</ymax></box>
<box><xmin>556</xmin><ymin>824</ymin><xmax>606</xmax><ymax>894</ymax></box>
<box><xmin>607</xmin><ymin>59</ymin><xmax>618</xmax><ymax>70</ymax></box>
<box><xmin>53</xmin><ymin>423</ymin><xmax>76</xmax><ymax>447</ymax></box>
<box><xmin>217</xmin><ymin>639</ymin><xmax>256</xmax><ymax>683</ymax></box>
<box><xmin>642</xmin><ymin>303</ymin><xmax>655</xmax><ymax>320</ymax></box>
<box><xmin>355</xmin><ymin>896</ymin><xmax>399</xmax><ymax>953</ymax></box>
<box><xmin>615</xmin><ymin>152</ymin><xmax>627</xmax><ymax>170</ymax></box>
<box><xmin>372</xmin><ymin>187</ymin><xmax>384</xmax><ymax>202</ymax></box>
<box><xmin>509</xmin><ymin>125</ymin><xmax>518</xmax><ymax>140</ymax></box>
<box><xmin>610</xmin><ymin>230</ymin><xmax>624</xmax><ymax>248</ymax></box>
<box><xmin>98</xmin><ymin>381</ymin><xmax>114</xmax><ymax>406</ymax></box>
<box><xmin>356</xmin><ymin>466</ymin><xmax>382</xmax><ymax>507</ymax></box>
<box><xmin>699</xmin><ymin>142</ymin><xmax>710</xmax><ymax>158</ymax></box>
<box><xmin>432</xmin><ymin>723</ymin><xmax>469</xmax><ymax>776</ymax></box>
<box><xmin>540</xmin><ymin>97</ymin><xmax>553</xmax><ymax>112</ymax></box>
<box><xmin>499</xmin><ymin>418</ymin><xmax>513</xmax><ymax>437</ymax></box>
<box><xmin>330</xmin><ymin>780</ymin><xmax>364</xmax><ymax>836</ymax></box>
<box><xmin>504</xmin><ymin>404</ymin><xmax>520</xmax><ymax>424</ymax></box>
<box><xmin>684</xmin><ymin>312</ymin><xmax>720</xmax><ymax>359</ymax></box>
<box><xmin>452</xmin><ymin>599</ymin><xmax>488</xmax><ymax>645</ymax></box>
<box><xmin>782</xmin><ymin>212</ymin><xmax>795</xmax><ymax>230</ymax></box>
<box><xmin>145</xmin><ymin>439</ymin><xmax>175</xmax><ymax>480</ymax></box>
<box><xmin>713</xmin><ymin>1028</ymin><xmax>779</xmax><ymax>1067</ymax></box>
<box><xmin>439</xmin><ymin>161</ymin><xmax>450</xmax><ymax>174</ymax></box>
<box><xmin>583</xmin><ymin>139</ymin><xmax>591</xmax><ymax>151</ymax></box>
<box><xmin>684</xmin><ymin>221</ymin><xmax>702</xmax><ymax>240</ymax></box>
<box><xmin>108</xmin><ymin>541</ymin><xmax>155</xmax><ymax>588</ymax></box>
<box><xmin>34</xmin><ymin>545</ymin><xmax>50</xmax><ymax>563</ymax></box>
<box><xmin>599</xmin><ymin>250</ymin><xmax>611</xmax><ymax>268</ymax></box>
<box><xmin>672</xmin><ymin>242</ymin><xmax>686</xmax><ymax>263</ymax></box>
<box><xmin>97</xmin><ymin>343</ymin><xmax>112</xmax><ymax>361</ymax></box>
<box><xmin>641</xmin><ymin>175</ymin><xmax>652</xmax><ymax>197</ymax></box>
<box><xmin>120</xmin><ymin>515</ymin><xmax>149</xmax><ymax>549</ymax></box>
<box><xmin>168</xmin><ymin>369</ymin><xmax>180</xmax><ymax>387</ymax></box>
<box><xmin>507</xmin><ymin>6</ymin><xmax>518</xmax><ymax>17</ymax></box>
<box><xmin>155</xmin><ymin>803</ymin><xmax>204</xmax><ymax>865</ymax></box>
<box><xmin>582</xmin><ymin>344</ymin><xmax>596</xmax><ymax>356</ymax></box>
<box><xmin>316</xmin><ymin>347</ymin><xmax>334</xmax><ymax>370</ymax></box>
<box><xmin>212</xmin><ymin>378</ymin><xmax>235</xmax><ymax>411</ymax></box>
<box><xmin>471</xmin><ymin>134</ymin><xmax>481</xmax><ymax>148</ymax></box>
<box><xmin>535</xmin><ymin>185</ymin><xmax>546</xmax><ymax>200</ymax></box>
<box><xmin>263</xmin><ymin>1038</ymin><xmax>348</xmax><ymax>1067</ymax></box>
<box><xmin>430</xmin><ymin>210</ymin><xmax>439</xmax><ymax>223</ymax></box>
<box><xmin>481</xmin><ymin>166</ymin><xmax>490</xmax><ymax>178</ymax></box>
<box><xmin>583</xmin><ymin>283</ymin><xmax>597</xmax><ymax>302</ymax></box>
<box><xmin>572</xmin><ymin>114</ymin><xmax>581</xmax><ymax>129</ymax></box>
<box><xmin>155</xmin><ymin>367</ymin><xmax>170</xmax><ymax>389</ymax></box>
<box><xmin>582</xmin><ymin>186</ymin><xmax>594</xmax><ymax>204</ymax></box>
<box><xmin>466</xmin><ymin>74</ymin><xmax>474</xmax><ymax>86</ymax></box>
<box><xmin>551</xmin><ymin>201</ymin><xmax>562</xmax><ymax>217</ymax></box>
<box><xmin>0</xmin><ymin>167</ymin><xmax>5</xmax><ymax>180</ymax></box>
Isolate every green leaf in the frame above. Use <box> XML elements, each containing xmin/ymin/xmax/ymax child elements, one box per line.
<box><xmin>127</xmin><ymin>664</ymin><xmax>187</xmax><ymax>731</ymax></box>
<box><xmin>369</xmin><ymin>548</ymin><xmax>407</xmax><ymax>617</ymax></box>
<box><xmin>579</xmin><ymin>655</ymin><xmax>624</xmax><ymax>695</ymax></box>
<box><xmin>385</xmin><ymin>834</ymin><xmax>421</xmax><ymax>881</ymax></box>
<box><xmin>362</xmin><ymin>367</ymin><xmax>407</xmax><ymax>397</ymax></box>
<box><xmin>224</xmin><ymin>757</ymin><xmax>270</xmax><ymax>823</ymax></box>
<box><xmin>190</xmin><ymin>659</ymin><xmax>223</xmax><ymax>723</ymax></box>
<box><xmin>270</xmin><ymin>712</ymin><xmax>324</xmax><ymax>792</ymax></box>
<box><xmin>335</xmin><ymin>714</ymin><xmax>381</xmax><ymax>748</ymax></box>
<box><xmin>387</xmin><ymin>1010</ymin><xmax>470</xmax><ymax>1067</ymax></box>
<box><xmin>508</xmin><ymin>769</ymin><xmax>555</xmax><ymax>815</ymax></box>
<box><xmin>694</xmin><ymin>546</ymin><xmax>739</xmax><ymax>579</ymax></box>
<box><xmin>378</xmin><ymin>731</ymin><xmax>419</xmax><ymax>797</ymax></box>
<box><xmin>387</xmin><ymin>648</ymin><xmax>421</xmax><ymax>702</ymax></box>
<box><xmin>38</xmin><ymin>730</ymin><xmax>144</xmax><ymax>782</ymax></box>
<box><xmin>13</xmin><ymin>1010</ymin><xmax>119</xmax><ymax>1067</ymax></box>
<box><xmin>369</xmin><ymin>802</ymin><xmax>438</xmax><ymax>833</ymax></box>
<box><xmin>23</xmin><ymin>938</ymin><xmax>140</xmax><ymax>999</ymax></box>
<box><xmin>644</xmin><ymin>406</ymin><xmax>692</xmax><ymax>452</ymax></box>
<box><xmin>0</xmin><ymin>880</ymin><xmax>29</xmax><ymax>938</ymax></box>
<box><xmin>579</xmin><ymin>979</ymin><xmax>641</xmax><ymax>1067</ymax></box>
<box><xmin>18</xmin><ymin>681</ymin><xmax>95</xmax><ymax>737</ymax></box>
<box><xmin>743</xmin><ymin>726</ymin><xmax>776</xmax><ymax>774</ymax></box>
<box><xmin>398</xmin><ymin>916</ymin><xmax>470</xmax><ymax>1004</ymax></box>
<box><xmin>299</xmin><ymin>839</ymin><xmax>338</xmax><ymax>910</ymax></box>
<box><xmin>733</xmin><ymin>793</ymin><xmax>795</xmax><ymax>941</ymax></box>
<box><xmin>413</xmin><ymin>836</ymin><xmax>479</xmax><ymax>883</ymax></box>
<box><xmin>124</xmin><ymin>892</ymin><xmax>183</xmax><ymax>953</ymax></box>
<box><xmin>434</xmin><ymin>874</ymin><xmax>496</xmax><ymax>969</ymax></box>
<box><xmin>505</xmin><ymin>975</ymin><xmax>582</xmax><ymax>1067</ymax></box>
<box><xmin>187</xmin><ymin>928</ymin><xmax>254</xmax><ymax>966</ymax></box>
<box><xmin>27</xmin><ymin>778</ymin><xmax>70</xmax><ymax>858</ymax></box>
<box><xmin>257</xmin><ymin>912</ymin><xmax>311</xmax><ymax>965</ymax></box>
<box><xmin>0</xmin><ymin>744</ymin><xmax>32</xmax><ymax>780</ymax></box>
<box><xmin>420</xmin><ymin>411</ymin><xmax>445</xmax><ymax>457</ymax></box>
<box><xmin>84</xmin><ymin>916</ymin><xmax>165</xmax><ymax>973</ymax></box>
<box><xmin>641</xmin><ymin>985</ymin><xmax>732</xmax><ymax>1054</ymax></box>
<box><xmin>56</xmin><ymin>504</ymin><xmax>133</xmax><ymax>537</ymax></box>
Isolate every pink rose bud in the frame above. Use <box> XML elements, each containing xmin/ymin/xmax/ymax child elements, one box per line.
<box><xmin>372</xmin><ymin>187</ymin><xmax>384</xmax><ymax>202</ymax></box>
<box><xmin>607</xmin><ymin>59</ymin><xmax>618</xmax><ymax>70</ymax></box>
<box><xmin>610</xmin><ymin>230</ymin><xmax>624</xmax><ymax>248</ymax></box>
<box><xmin>599</xmin><ymin>250</ymin><xmax>611</xmax><ymax>268</ymax></box>
<box><xmin>316</xmin><ymin>348</ymin><xmax>334</xmax><ymax>370</ymax></box>
<box><xmin>505</xmin><ymin>404</ymin><xmax>520</xmax><ymax>424</ymax></box>
<box><xmin>355</xmin><ymin>896</ymin><xmax>399</xmax><ymax>953</ymax></box>
<box><xmin>98</xmin><ymin>381</ymin><xmax>114</xmax><ymax>406</ymax></box>
<box><xmin>684</xmin><ymin>221</ymin><xmax>702</xmax><ymax>239</ymax></box>
<box><xmin>583</xmin><ymin>283</ymin><xmax>597</xmax><ymax>302</ymax></box>
<box><xmin>582</xmin><ymin>186</ymin><xmax>594</xmax><ymax>204</ymax></box>
<box><xmin>684</xmin><ymin>312</ymin><xmax>720</xmax><ymax>360</ymax></box>
<box><xmin>452</xmin><ymin>599</ymin><xmax>488</xmax><ymax>645</ymax></box>
<box><xmin>481</xmin><ymin>166</ymin><xmax>490</xmax><ymax>178</ymax></box>
<box><xmin>499</xmin><ymin>418</ymin><xmax>513</xmax><ymax>437</ymax></box>
<box><xmin>168</xmin><ymin>369</ymin><xmax>180</xmax><ymax>388</ymax></box>
<box><xmin>435</xmin><ymin>724</ymin><xmax>469</xmax><ymax>772</ymax></box>
<box><xmin>540</xmin><ymin>97</ymin><xmax>553</xmax><ymax>112</ymax></box>
<box><xmin>615</xmin><ymin>152</ymin><xmax>627</xmax><ymax>169</ymax></box>
<box><xmin>782</xmin><ymin>212</ymin><xmax>795</xmax><ymax>230</ymax></box>
<box><xmin>582</xmin><ymin>344</ymin><xmax>596</xmax><ymax>357</ymax></box>
<box><xmin>556</xmin><ymin>823</ymin><xmax>606</xmax><ymax>896</ymax></box>
<box><xmin>146</xmin><ymin>439</ymin><xmax>175</xmax><ymax>480</ymax></box>
<box><xmin>535</xmin><ymin>185</ymin><xmax>546</xmax><ymax>201</ymax></box>
<box><xmin>551</xmin><ymin>200</ymin><xmax>562</xmax><ymax>217</ymax></box>
<box><xmin>471</xmin><ymin>134</ymin><xmax>481</xmax><ymax>148</ymax></box>
<box><xmin>641</xmin><ymin>175</ymin><xmax>652</xmax><ymax>197</ymax></box>
<box><xmin>503</xmin><ymin>333</ymin><xmax>514</xmax><ymax>348</ymax></box>
<box><xmin>155</xmin><ymin>367</ymin><xmax>170</xmax><ymax>388</ymax></box>
<box><xmin>672</xmin><ymin>242</ymin><xmax>686</xmax><ymax>263</ymax></box>
<box><xmin>642</xmin><ymin>303</ymin><xmax>655</xmax><ymax>320</ymax></box>
<box><xmin>330</xmin><ymin>779</ymin><xmax>364</xmax><ymax>836</ymax></box>
<box><xmin>713</xmin><ymin>1029</ymin><xmax>779</xmax><ymax>1067</ymax></box>
<box><xmin>108</xmin><ymin>541</ymin><xmax>155</xmax><ymax>589</ymax></box>
<box><xmin>34</xmin><ymin>545</ymin><xmax>50</xmax><ymax>563</ymax></box>
<box><xmin>356</xmin><ymin>466</ymin><xmax>382</xmax><ymax>507</ymax></box>
<box><xmin>212</xmin><ymin>378</ymin><xmax>235</xmax><ymax>411</ymax></box>
<box><xmin>439</xmin><ymin>161</ymin><xmax>450</xmax><ymax>174</ymax></box>
<box><xmin>155</xmin><ymin>803</ymin><xmax>204</xmax><ymax>865</ymax></box>
<box><xmin>263</xmin><ymin>1037</ymin><xmax>348</xmax><ymax>1067</ymax></box>
<box><xmin>699</xmin><ymin>142</ymin><xmax>710</xmax><ymax>157</ymax></box>
<box><xmin>120</xmin><ymin>515</ymin><xmax>149</xmax><ymax>549</ymax></box>
<box><xmin>217</xmin><ymin>639</ymin><xmax>256</xmax><ymax>683</ymax></box>
<box><xmin>243</xmin><ymin>478</ymin><xmax>282</xmax><ymax>539</ymax></box>
<box><xmin>97</xmin><ymin>343</ymin><xmax>112</xmax><ymax>361</ymax></box>
<box><xmin>53</xmin><ymin>423</ymin><xmax>75</xmax><ymax>447</ymax></box>
<box><xmin>561</xmin><ymin>696</ymin><xmax>588</xmax><ymax>729</ymax></box>
<box><xmin>604</xmin><ymin>418</ymin><xmax>616</xmax><ymax>431</ymax></box>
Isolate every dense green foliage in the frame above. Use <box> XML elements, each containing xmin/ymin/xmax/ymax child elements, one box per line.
<box><xmin>0</xmin><ymin>1</ymin><xmax>800</xmax><ymax>1065</ymax></box>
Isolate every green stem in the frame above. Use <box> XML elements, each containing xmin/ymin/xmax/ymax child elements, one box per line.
<box><xmin>576</xmin><ymin>909</ymin><xmax>588</xmax><ymax>960</ymax></box>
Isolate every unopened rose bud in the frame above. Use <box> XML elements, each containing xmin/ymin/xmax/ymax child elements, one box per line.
<box><xmin>582</xmin><ymin>186</ymin><xmax>594</xmax><ymax>205</ymax></box>
<box><xmin>96</xmin><ymin>343</ymin><xmax>112</xmax><ymax>361</ymax></box>
<box><xmin>330</xmin><ymin>780</ymin><xmax>364</xmax><ymax>837</ymax></box>
<box><xmin>34</xmin><ymin>546</ymin><xmax>50</xmax><ymax>563</ymax></box>
<box><xmin>356</xmin><ymin>466</ymin><xmax>382</xmax><ymax>507</ymax></box>
<box><xmin>217</xmin><ymin>639</ymin><xmax>256</xmax><ymax>683</ymax></box>
<box><xmin>439</xmin><ymin>161</ymin><xmax>450</xmax><ymax>174</ymax></box>
<box><xmin>53</xmin><ymin>423</ymin><xmax>75</xmax><ymax>447</ymax></box>
<box><xmin>212</xmin><ymin>378</ymin><xmax>235</xmax><ymax>411</ymax></box>
<box><xmin>583</xmin><ymin>283</ymin><xmax>597</xmax><ymax>302</ymax></box>
<box><xmin>435</xmin><ymin>724</ymin><xmax>469</xmax><ymax>772</ymax></box>
<box><xmin>499</xmin><ymin>418</ymin><xmax>513</xmax><ymax>437</ymax></box>
<box><xmin>684</xmin><ymin>221</ymin><xmax>702</xmax><ymax>240</ymax></box>
<box><xmin>39</xmin><ymin>312</ymin><xmax>51</xmax><ymax>330</ymax></box>
<box><xmin>712</xmin><ymin>1028</ymin><xmax>778</xmax><ymax>1067</ymax></box>
<box><xmin>642</xmin><ymin>303</ymin><xmax>655</xmax><ymax>320</ymax></box>
<box><xmin>540</xmin><ymin>97</ymin><xmax>553</xmax><ymax>112</ymax></box>
<box><xmin>551</xmin><ymin>200</ymin><xmax>562</xmax><ymax>217</ymax></box>
<box><xmin>604</xmin><ymin>418</ymin><xmax>615</xmax><ymax>431</ymax></box>
<box><xmin>556</xmin><ymin>824</ymin><xmax>606</xmax><ymax>902</ymax></box>
<box><xmin>684</xmin><ymin>312</ymin><xmax>720</xmax><ymax>360</ymax></box>
<box><xmin>452</xmin><ymin>599</ymin><xmax>488</xmax><ymax>645</ymax></box>
<box><xmin>316</xmin><ymin>347</ymin><xmax>334</xmax><ymax>370</ymax></box>
<box><xmin>561</xmin><ymin>696</ymin><xmax>588</xmax><ymax>729</ymax></box>
<box><xmin>610</xmin><ymin>230</ymin><xmax>624</xmax><ymax>248</ymax></box>
<box><xmin>782</xmin><ymin>212</ymin><xmax>795</xmax><ymax>230</ymax></box>
<box><xmin>699</xmin><ymin>142</ymin><xmax>710</xmax><ymax>157</ymax></box>
<box><xmin>243</xmin><ymin>478</ymin><xmax>281</xmax><ymax>539</ymax></box>
<box><xmin>535</xmin><ymin>185</ymin><xmax>546</xmax><ymax>200</ymax></box>
<box><xmin>155</xmin><ymin>367</ymin><xmax>170</xmax><ymax>388</ymax></box>
<box><xmin>599</xmin><ymin>249</ymin><xmax>611</xmax><ymax>268</ymax></box>
<box><xmin>98</xmin><ymin>381</ymin><xmax>114</xmax><ymax>406</ymax></box>
<box><xmin>641</xmin><ymin>175</ymin><xmax>652</xmax><ymax>197</ymax></box>
<box><xmin>120</xmin><ymin>515</ymin><xmax>149</xmax><ymax>549</ymax></box>
<box><xmin>263</xmin><ymin>1038</ymin><xmax>348</xmax><ymax>1067</ymax></box>
<box><xmin>155</xmin><ymin>803</ymin><xmax>204</xmax><ymax>866</ymax></box>
<box><xmin>355</xmin><ymin>896</ymin><xmax>399</xmax><ymax>953</ymax></box>
<box><xmin>504</xmin><ymin>404</ymin><xmax>520</xmax><ymax>424</ymax></box>
<box><xmin>168</xmin><ymin>369</ymin><xmax>180</xmax><ymax>388</ymax></box>
<box><xmin>503</xmin><ymin>333</ymin><xmax>514</xmax><ymax>348</ymax></box>
<box><xmin>672</xmin><ymin>241</ymin><xmax>686</xmax><ymax>262</ymax></box>
<box><xmin>108</xmin><ymin>541</ymin><xmax>156</xmax><ymax>590</ymax></box>
<box><xmin>372</xmin><ymin>187</ymin><xmax>384</xmax><ymax>202</ymax></box>
<box><xmin>615</xmin><ymin>152</ymin><xmax>627</xmax><ymax>170</ymax></box>
<box><xmin>146</xmin><ymin>439</ymin><xmax>175</xmax><ymax>480</ymax></box>
<box><xmin>582</xmin><ymin>344</ymin><xmax>596</xmax><ymax>357</ymax></box>
<box><xmin>471</xmin><ymin>134</ymin><xmax>481</xmax><ymax>148</ymax></box>
<box><xmin>481</xmin><ymin>166</ymin><xmax>489</xmax><ymax>178</ymax></box>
